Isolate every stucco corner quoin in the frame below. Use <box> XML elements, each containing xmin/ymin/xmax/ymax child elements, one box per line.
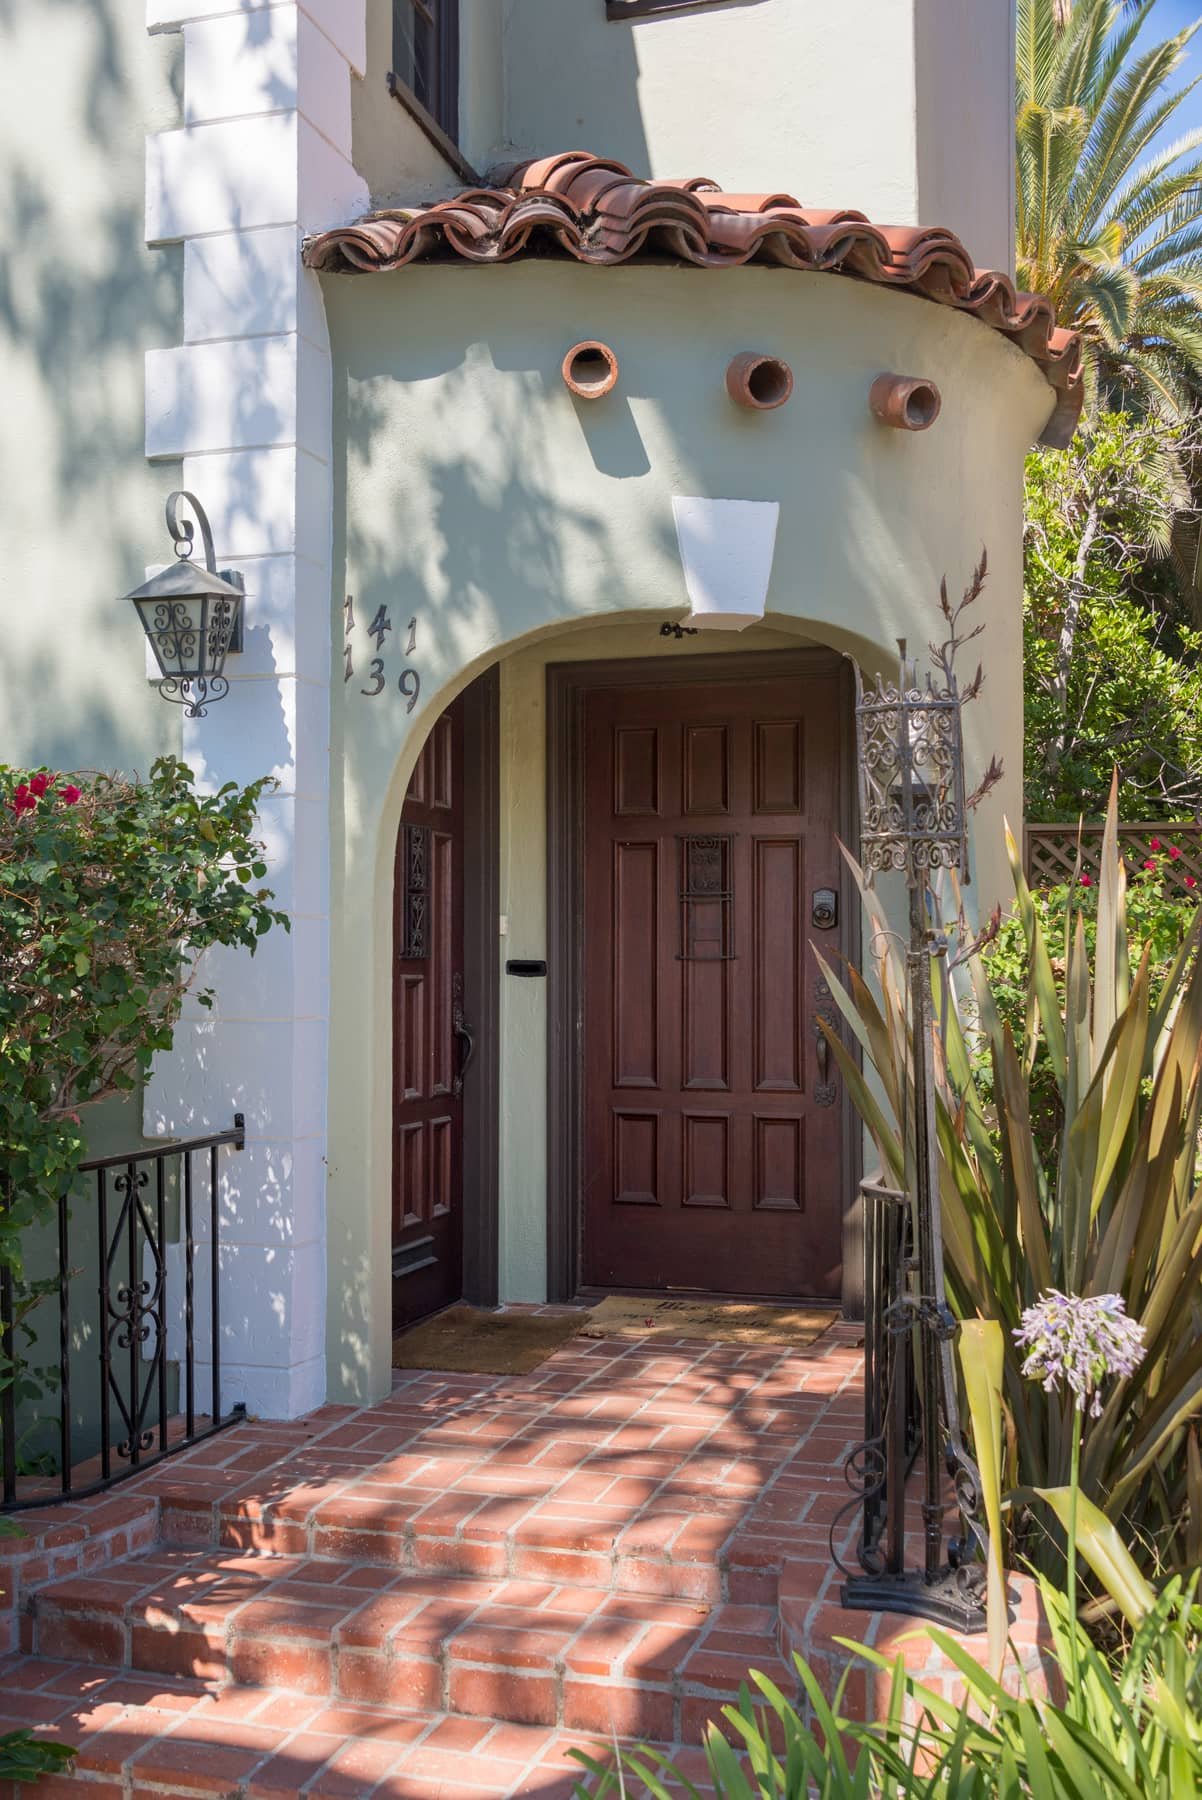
<box><xmin>139</xmin><ymin>0</ymin><xmax>369</xmax><ymax>1420</ymax></box>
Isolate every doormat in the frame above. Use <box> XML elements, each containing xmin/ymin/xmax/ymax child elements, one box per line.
<box><xmin>578</xmin><ymin>1295</ymin><xmax>840</xmax><ymax>1348</ymax></box>
<box><xmin>392</xmin><ymin>1306</ymin><xmax>587</xmax><ymax>1375</ymax></box>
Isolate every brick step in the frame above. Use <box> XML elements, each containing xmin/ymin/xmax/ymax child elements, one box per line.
<box><xmin>0</xmin><ymin>1652</ymin><xmax>716</xmax><ymax>1799</ymax></box>
<box><xmin>0</xmin><ymin>1493</ymin><xmax>160</xmax><ymax>1656</ymax></box>
<box><xmin>26</xmin><ymin>1545</ymin><xmax>797</xmax><ymax>1742</ymax></box>
<box><xmin>152</xmin><ymin>1468</ymin><xmax>854</xmax><ymax>1608</ymax></box>
<box><xmin>154</xmin><ymin>1478</ymin><xmax>772</xmax><ymax>1604</ymax></box>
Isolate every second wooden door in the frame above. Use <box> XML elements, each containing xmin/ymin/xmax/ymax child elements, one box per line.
<box><xmin>392</xmin><ymin>698</ymin><xmax>469</xmax><ymax>1330</ymax></box>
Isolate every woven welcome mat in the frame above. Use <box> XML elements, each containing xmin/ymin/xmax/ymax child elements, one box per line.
<box><xmin>578</xmin><ymin>1295</ymin><xmax>839</xmax><ymax>1348</ymax></box>
<box><xmin>392</xmin><ymin>1306</ymin><xmax>586</xmax><ymax>1375</ymax></box>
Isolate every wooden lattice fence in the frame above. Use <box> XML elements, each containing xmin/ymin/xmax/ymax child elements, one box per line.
<box><xmin>1024</xmin><ymin>823</ymin><xmax>1202</xmax><ymax>895</ymax></box>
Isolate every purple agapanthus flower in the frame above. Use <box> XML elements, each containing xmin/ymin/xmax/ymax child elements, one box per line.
<box><xmin>1014</xmin><ymin>1291</ymin><xmax>1146</xmax><ymax>1417</ymax></box>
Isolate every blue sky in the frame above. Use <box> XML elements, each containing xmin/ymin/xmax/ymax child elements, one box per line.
<box><xmin>1147</xmin><ymin>1</ymin><xmax>1202</xmax><ymax>151</ymax></box>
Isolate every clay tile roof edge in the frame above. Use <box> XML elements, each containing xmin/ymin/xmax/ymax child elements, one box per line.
<box><xmin>303</xmin><ymin>154</ymin><xmax>1081</xmax><ymax>447</ymax></box>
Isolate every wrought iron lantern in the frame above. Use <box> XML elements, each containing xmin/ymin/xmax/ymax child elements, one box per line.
<box><xmin>835</xmin><ymin>639</ymin><xmax>990</xmax><ymax>1634</ymax></box>
<box><xmin>124</xmin><ymin>491</ymin><xmax>244</xmax><ymax>718</ymax></box>
<box><xmin>855</xmin><ymin>646</ymin><xmax>969</xmax><ymax>890</ymax></box>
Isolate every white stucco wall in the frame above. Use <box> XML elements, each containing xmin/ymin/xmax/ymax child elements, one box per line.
<box><xmin>141</xmin><ymin>0</ymin><xmax>369</xmax><ymax>1420</ymax></box>
<box><xmin>916</xmin><ymin>0</ymin><xmax>1017</xmax><ymax>271</ymax></box>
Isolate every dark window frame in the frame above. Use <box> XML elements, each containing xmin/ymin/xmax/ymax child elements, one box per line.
<box><xmin>606</xmin><ymin>0</ymin><xmax>736</xmax><ymax>18</ymax></box>
<box><xmin>391</xmin><ymin>0</ymin><xmax>460</xmax><ymax>143</ymax></box>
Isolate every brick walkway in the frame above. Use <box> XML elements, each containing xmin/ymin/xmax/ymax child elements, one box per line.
<box><xmin>0</xmin><ymin>1320</ymin><xmax>1046</xmax><ymax>1797</ymax></box>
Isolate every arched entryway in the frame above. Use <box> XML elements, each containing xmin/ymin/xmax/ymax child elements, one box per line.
<box><xmin>375</xmin><ymin>619</ymin><xmax>872</xmax><ymax>1374</ymax></box>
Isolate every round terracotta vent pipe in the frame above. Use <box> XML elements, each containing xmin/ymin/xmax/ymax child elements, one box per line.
<box><xmin>869</xmin><ymin>373</ymin><xmax>942</xmax><ymax>431</ymax></box>
<box><xmin>562</xmin><ymin>341</ymin><xmax>619</xmax><ymax>399</ymax></box>
<box><xmin>725</xmin><ymin>351</ymin><xmax>794</xmax><ymax>411</ymax></box>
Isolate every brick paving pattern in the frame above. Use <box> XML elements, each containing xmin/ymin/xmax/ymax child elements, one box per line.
<box><xmin>0</xmin><ymin>1322</ymin><xmax>1049</xmax><ymax>1796</ymax></box>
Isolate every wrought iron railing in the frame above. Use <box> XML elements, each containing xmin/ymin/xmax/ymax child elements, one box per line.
<box><xmin>1</xmin><ymin>1117</ymin><xmax>246</xmax><ymax>1511</ymax></box>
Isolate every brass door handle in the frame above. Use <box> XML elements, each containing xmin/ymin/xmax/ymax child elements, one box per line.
<box><xmin>814</xmin><ymin>986</ymin><xmax>838</xmax><ymax>1107</ymax></box>
<box><xmin>453</xmin><ymin>1020</ymin><xmax>475</xmax><ymax>1094</ymax></box>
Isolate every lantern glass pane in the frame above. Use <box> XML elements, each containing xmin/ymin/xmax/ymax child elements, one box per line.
<box><xmin>854</xmin><ymin>668</ymin><xmax>968</xmax><ymax>888</ymax></box>
<box><xmin>205</xmin><ymin>595</ymin><xmax>239</xmax><ymax>679</ymax></box>
<box><xmin>134</xmin><ymin>596</ymin><xmax>202</xmax><ymax>681</ymax></box>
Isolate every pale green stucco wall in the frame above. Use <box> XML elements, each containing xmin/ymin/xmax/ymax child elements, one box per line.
<box><xmin>320</xmin><ymin>259</ymin><xmax>1054</xmax><ymax>1402</ymax></box>
<box><xmin>0</xmin><ymin>0</ymin><xmax>182</xmax><ymax>779</ymax></box>
<box><xmin>1</xmin><ymin>3</ymin><xmax>184</xmax><ymax>1174</ymax></box>
<box><xmin>0</xmin><ymin>3</ymin><xmax>190</xmax><ymax>1454</ymax></box>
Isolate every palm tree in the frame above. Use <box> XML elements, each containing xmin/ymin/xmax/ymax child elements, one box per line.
<box><xmin>1018</xmin><ymin>0</ymin><xmax>1202</xmax><ymax>414</ymax></box>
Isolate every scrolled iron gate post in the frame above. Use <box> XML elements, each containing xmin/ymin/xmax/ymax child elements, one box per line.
<box><xmin>835</xmin><ymin>641</ymin><xmax>991</xmax><ymax>1633</ymax></box>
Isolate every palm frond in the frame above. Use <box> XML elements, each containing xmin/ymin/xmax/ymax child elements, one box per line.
<box><xmin>1077</xmin><ymin>264</ymin><xmax>1139</xmax><ymax>342</ymax></box>
<box><xmin>1068</xmin><ymin>35</ymin><xmax>1198</xmax><ymax>230</ymax></box>
<box><xmin>1017</xmin><ymin>1</ymin><xmax>1202</xmax><ymax>417</ymax></box>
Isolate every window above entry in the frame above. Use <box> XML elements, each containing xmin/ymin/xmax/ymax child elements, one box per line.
<box><xmin>391</xmin><ymin>0</ymin><xmax>461</xmax><ymax>156</ymax></box>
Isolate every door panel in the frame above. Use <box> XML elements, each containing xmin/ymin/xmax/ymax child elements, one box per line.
<box><xmin>582</xmin><ymin>674</ymin><xmax>843</xmax><ymax>1299</ymax></box>
<box><xmin>392</xmin><ymin>698</ymin><xmax>465</xmax><ymax>1330</ymax></box>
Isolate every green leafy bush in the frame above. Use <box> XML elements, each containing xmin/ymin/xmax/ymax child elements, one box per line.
<box><xmin>978</xmin><ymin>840</ymin><xmax>1197</xmax><ymax>1157</ymax></box>
<box><xmin>0</xmin><ymin>1730</ymin><xmax>76</xmax><ymax>1787</ymax></box>
<box><xmin>1023</xmin><ymin>410</ymin><xmax>1202</xmax><ymax>822</ymax></box>
<box><xmin>0</xmin><ymin>755</ymin><xmax>288</xmax><ymax>1290</ymax></box>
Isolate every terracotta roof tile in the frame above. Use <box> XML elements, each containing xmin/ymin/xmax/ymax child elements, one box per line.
<box><xmin>304</xmin><ymin>152</ymin><xmax>1081</xmax><ymax>446</ymax></box>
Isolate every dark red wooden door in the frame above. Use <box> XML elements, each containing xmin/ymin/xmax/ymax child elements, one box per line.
<box><xmin>392</xmin><ymin>699</ymin><xmax>467</xmax><ymax>1330</ymax></box>
<box><xmin>582</xmin><ymin>672</ymin><xmax>844</xmax><ymax>1299</ymax></box>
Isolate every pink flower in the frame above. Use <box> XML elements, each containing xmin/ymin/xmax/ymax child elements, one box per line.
<box><xmin>1170</xmin><ymin>845</ymin><xmax>1182</xmax><ymax>860</ymax></box>
<box><xmin>58</xmin><ymin>785</ymin><xmax>82</xmax><ymax>806</ymax></box>
<box><xmin>1143</xmin><ymin>859</ymin><xmax>1156</xmax><ymax>871</ymax></box>
<box><xmin>27</xmin><ymin>772</ymin><xmax>52</xmax><ymax>797</ymax></box>
<box><xmin>1150</xmin><ymin>838</ymin><xmax>1162</xmax><ymax>852</ymax></box>
<box><xmin>1079</xmin><ymin>873</ymin><xmax>1093</xmax><ymax>887</ymax></box>
<box><xmin>1188</xmin><ymin>877</ymin><xmax>1198</xmax><ymax>890</ymax></box>
<box><xmin>11</xmin><ymin>784</ymin><xmax>36</xmax><ymax>814</ymax></box>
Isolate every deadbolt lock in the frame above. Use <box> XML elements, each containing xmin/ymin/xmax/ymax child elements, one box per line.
<box><xmin>811</xmin><ymin>887</ymin><xmax>838</xmax><ymax>931</ymax></box>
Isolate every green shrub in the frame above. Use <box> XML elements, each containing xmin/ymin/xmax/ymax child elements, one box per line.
<box><xmin>0</xmin><ymin>756</ymin><xmax>288</xmax><ymax>1284</ymax></box>
<box><xmin>0</xmin><ymin>1731</ymin><xmax>76</xmax><ymax>1787</ymax></box>
<box><xmin>816</xmin><ymin>788</ymin><xmax>1202</xmax><ymax>1579</ymax></box>
<box><xmin>979</xmin><ymin>843</ymin><xmax>1197</xmax><ymax>1159</ymax></box>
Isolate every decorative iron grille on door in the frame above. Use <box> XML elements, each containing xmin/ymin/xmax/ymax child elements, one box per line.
<box><xmin>400</xmin><ymin>823</ymin><xmax>431</xmax><ymax>960</ymax></box>
<box><xmin>677</xmin><ymin>834</ymin><xmax>735</xmax><ymax>961</ymax></box>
